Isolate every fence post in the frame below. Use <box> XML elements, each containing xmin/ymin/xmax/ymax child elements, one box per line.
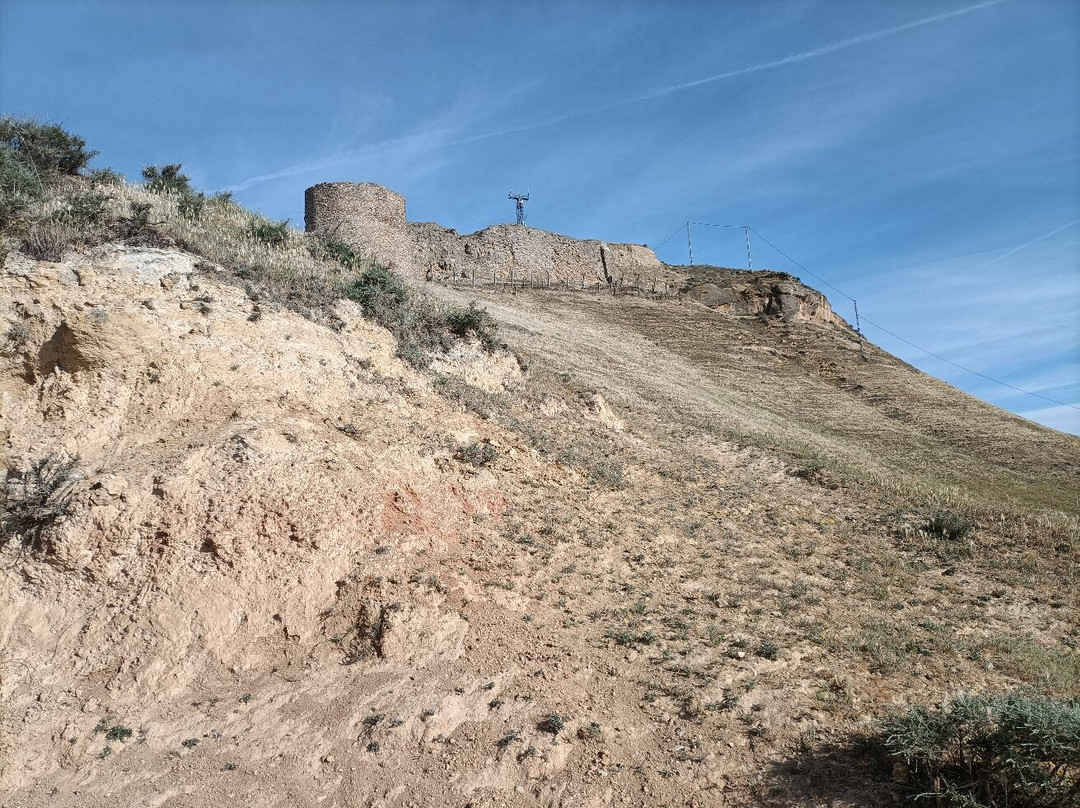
<box><xmin>854</xmin><ymin>300</ymin><xmax>866</xmax><ymax>360</ymax></box>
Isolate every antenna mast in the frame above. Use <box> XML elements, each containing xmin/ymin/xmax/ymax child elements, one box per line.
<box><xmin>508</xmin><ymin>191</ymin><xmax>529</xmax><ymax>226</ymax></box>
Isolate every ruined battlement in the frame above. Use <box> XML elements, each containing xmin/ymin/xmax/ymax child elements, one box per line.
<box><xmin>304</xmin><ymin>182</ymin><xmax>662</xmax><ymax>286</ymax></box>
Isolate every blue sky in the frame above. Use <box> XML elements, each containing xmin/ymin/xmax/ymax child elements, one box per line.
<box><xmin>2</xmin><ymin>0</ymin><xmax>1077</xmax><ymax>434</ymax></box>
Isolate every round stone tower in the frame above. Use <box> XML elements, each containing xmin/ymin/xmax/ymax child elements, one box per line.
<box><xmin>304</xmin><ymin>182</ymin><xmax>409</xmax><ymax>268</ymax></box>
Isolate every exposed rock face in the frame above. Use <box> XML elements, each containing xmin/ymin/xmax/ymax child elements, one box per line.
<box><xmin>305</xmin><ymin>182</ymin><xmax>661</xmax><ymax>286</ymax></box>
<box><xmin>685</xmin><ymin>269</ymin><xmax>842</xmax><ymax>324</ymax></box>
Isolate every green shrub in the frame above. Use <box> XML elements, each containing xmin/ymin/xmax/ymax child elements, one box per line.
<box><xmin>119</xmin><ymin>201</ymin><xmax>153</xmax><ymax>238</ymax></box>
<box><xmin>142</xmin><ymin>164</ymin><xmax>192</xmax><ymax>195</ymax></box>
<box><xmin>756</xmin><ymin>639</ymin><xmax>780</xmax><ymax>660</ymax></box>
<box><xmin>104</xmin><ymin>726</ymin><xmax>133</xmax><ymax>742</ymax></box>
<box><xmin>444</xmin><ymin>302</ymin><xmax>498</xmax><ymax>350</ymax></box>
<box><xmin>881</xmin><ymin>691</ymin><xmax>1080</xmax><ymax>807</ymax></box>
<box><xmin>0</xmin><ymin>143</ymin><xmax>46</xmax><ymax>227</ymax></box>
<box><xmin>538</xmin><ymin>714</ymin><xmax>566</xmax><ymax>735</ymax></box>
<box><xmin>346</xmin><ymin>263</ymin><xmax>410</xmax><ymax>316</ymax></box>
<box><xmin>0</xmin><ymin>116</ymin><xmax>97</xmax><ymax>176</ymax></box>
<box><xmin>249</xmin><ymin>218</ymin><xmax>290</xmax><ymax>247</ymax></box>
<box><xmin>315</xmin><ymin>237</ymin><xmax>366</xmax><ymax>270</ymax></box>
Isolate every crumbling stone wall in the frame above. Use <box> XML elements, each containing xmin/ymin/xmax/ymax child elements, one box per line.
<box><xmin>305</xmin><ymin>182</ymin><xmax>662</xmax><ymax>285</ymax></box>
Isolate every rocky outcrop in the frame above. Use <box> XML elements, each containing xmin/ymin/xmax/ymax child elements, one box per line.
<box><xmin>685</xmin><ymin>269</ymin><xmax>842</xmax><ymax>324</ymax></box>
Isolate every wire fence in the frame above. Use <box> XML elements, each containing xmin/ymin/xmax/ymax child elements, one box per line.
<box><xmin>430</xmin><ymin>268</ymin><xmax>687</xmax><ymax>299</ymax></box>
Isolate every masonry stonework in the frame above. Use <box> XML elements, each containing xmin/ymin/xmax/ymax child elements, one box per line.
<box><xmin>305</xmin><ymin>182</ymin><xmax>662</xmax><ymax>286</ymax></box>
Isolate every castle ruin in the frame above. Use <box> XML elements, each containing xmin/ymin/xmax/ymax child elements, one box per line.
<box><xmin>304</xmin><ymin>182</ymin><xmax>662</xmax><ymax>287</ymax></box>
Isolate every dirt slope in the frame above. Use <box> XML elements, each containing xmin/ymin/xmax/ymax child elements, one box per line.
<box><xmin>1</xmin><ymin>247</ymin><xmax>1077</xmax><ymax>807</ymax></box>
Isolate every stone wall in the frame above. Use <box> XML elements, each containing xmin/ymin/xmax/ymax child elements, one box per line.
<box><xmin>305</xmin><ymin>182</ymin><xmax>662</xmax><ymax>285</ymax></box>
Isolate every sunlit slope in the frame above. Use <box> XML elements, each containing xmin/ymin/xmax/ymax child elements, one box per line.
<box><xmin>430</xmin><ymin>282</ymin><xmax>1079</xmax><ymax>518</ymax></box>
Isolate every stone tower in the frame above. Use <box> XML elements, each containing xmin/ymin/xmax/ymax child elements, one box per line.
<box><xmin>304</xmin><ymin>182</ymin><xmax>411</xmax><ymax>269</ymax></box>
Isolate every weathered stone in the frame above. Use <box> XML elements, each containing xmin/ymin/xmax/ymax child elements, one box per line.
<box><xmin>305</xmin><ymin>182</ymin><xmax>661</xmax><ymax>286</ymax></box>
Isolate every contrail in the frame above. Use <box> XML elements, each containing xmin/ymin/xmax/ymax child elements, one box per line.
<box><xmin>977</xmin><ymin>218</ymin><xmax>1080</xmax><ymax>269</ymax></box>
<box><xmin>636</xmin><ymin>0</ymin><xmax>1010</xmax><ymax>101</ymax></box>
<box><xmin>225</xmin><ymin>0</ymin><xmax>1009</xmax><ymax>192</ymax></box>
<box><xmin>222</xmin><ymin>128</ymin><xmax>454</xmax><ymax>193</ymax></box>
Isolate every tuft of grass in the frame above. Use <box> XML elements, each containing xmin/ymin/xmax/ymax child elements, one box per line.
<box><xmin>19</xmin><ymin>220</ymin><xmax>73</xmax><ymax>262</ymax></box>
<box><xmin>756</xmin><ymin>639</ymin><xmax>780</xmax><ymax>660</ymax></box>
<box><xmin>926</xmin><ymin>510</ymin><xmax>975</xmax><ymax>543</ymax></box>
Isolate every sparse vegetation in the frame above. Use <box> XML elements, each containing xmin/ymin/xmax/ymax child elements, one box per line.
<box><xmin>497</xmin><ymin>729</ymin><xmax>520</xmax><ymax>751</ymax></box>
<box><xmin>362</xmin><ymin>713</ymin><xmax>385</xmax><ymax>728</ymax></box>
<box><xmin>104</xmin><ymin>726</ymin><xmax>133</xmax><ymax>742</ymax></box>
<box><xmin>578</xmin><ymin>721</ymin><xmax>602</xmax><ymax>739</ymax></box>
<box><xmin>3</xmin><ymin>117</ymin><xmax>1079</xmax><ymax>808</ymax></box>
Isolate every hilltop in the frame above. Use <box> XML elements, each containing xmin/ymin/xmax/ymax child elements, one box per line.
<box><xmin>1</xmin><ymin>120</ymin><xmax>1078</xmax><ymax>807</ymax></box>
